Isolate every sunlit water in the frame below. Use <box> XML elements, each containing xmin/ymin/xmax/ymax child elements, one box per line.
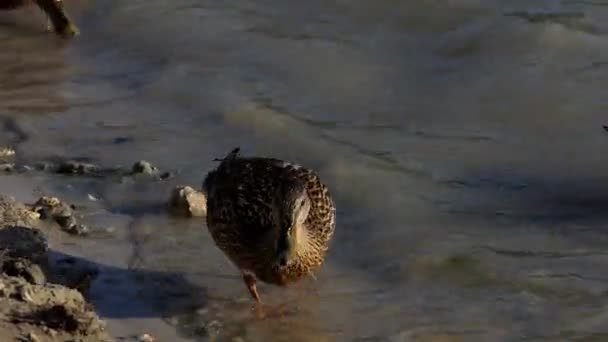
<box><xmin>2</xmin><ymin>0</ymin><xmax>608</xmax><ymax>341</ymax></box>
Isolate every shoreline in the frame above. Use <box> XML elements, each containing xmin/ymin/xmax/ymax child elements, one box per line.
<box><xmin>0</xmin><ymin>151</ymin><xmax>207</xmax><ymax>342</ymax></box>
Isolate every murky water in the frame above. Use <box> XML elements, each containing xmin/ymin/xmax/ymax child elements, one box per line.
<box><xmin>2</xmin><ymin>0</ymin><xmax>608</xmax><ymax>341</ymax></box>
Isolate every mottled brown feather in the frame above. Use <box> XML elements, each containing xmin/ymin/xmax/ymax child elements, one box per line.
<box><xmin>203</xmin><ymin>148</ymin><xmax>336</xmax><ymax>286</ymax></box>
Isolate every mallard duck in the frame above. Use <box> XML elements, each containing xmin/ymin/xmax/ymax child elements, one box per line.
<box><xmin>0</xmin><ymin>0</ymin><xmax>78</xmax><ymax>36</ymax></box>
<box><xmin>203</xmin><ymin>148</ymin><xmax>336</xmax><ymax>307</ymax></box>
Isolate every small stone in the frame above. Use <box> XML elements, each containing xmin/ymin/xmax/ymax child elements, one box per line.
<box><xmin>137</xmin><ymin>333</ymin><xmax>155</xmax><ymax>342</ymax></box>
<box><xmin>168</xmin><ymin>186</ymin><xmax>207</xmax><ymax>217</ymax></box>
<box><xmin>87</xmin><ymin>194</ymin><xmax>99</xmax><ymax>201</ymax></box>
<box><xmin>131</xmin><ymin>161</ymin><xmax>158</xmax><ymax>175</ymax></box>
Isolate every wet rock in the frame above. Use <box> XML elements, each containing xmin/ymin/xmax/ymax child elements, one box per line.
<box><xmin>131</xmin><ymin>160</ymin><xmax>158</xmax><ymax>176</ymax></box>
<box><xmin>33</xmin><ymin>197</ymin><xmax>88</xmax><ymax>236</ymax></box>
<box><xmin>56</xmin><ymin>161</ymin><xmax>100</xmax><ymax>175</ymax></box>
<box><xmin>168</xmin><ymin>186</ymin><xmax>207</xmax><ymax>217</ymax></box>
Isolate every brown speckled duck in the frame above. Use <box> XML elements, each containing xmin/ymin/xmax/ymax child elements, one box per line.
<box><xmin>0</xmin><ymin>0</ymin><xmax>78</xmax><ymax>36</ymax></box>
<box><xmin>203</xmin><ymin>148</ymin><xmax>336</xmax><ymax>307</ymax></box>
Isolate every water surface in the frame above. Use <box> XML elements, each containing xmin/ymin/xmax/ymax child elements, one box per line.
<box><xmin>2</xmin><ymin>0</ymin><xmax>608</xmax><ymax>341</ymax></box>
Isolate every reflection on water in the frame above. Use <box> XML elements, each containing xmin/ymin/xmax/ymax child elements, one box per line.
<box><xmin>2</xmin><ymin>0</ymin><xmax>608</xmax><ymax>341</ymax></box>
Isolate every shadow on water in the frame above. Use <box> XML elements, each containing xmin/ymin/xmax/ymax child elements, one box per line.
<box><xmin>47</xmin><ymin>250</ymin><xmax>208</xmax><ymax>320</ymax></box>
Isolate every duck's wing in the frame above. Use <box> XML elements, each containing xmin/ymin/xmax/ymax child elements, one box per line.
<box><xmin>203</xmin><ymin>157</ymin><xmax>294</xmax><ymax>244</ymax></box>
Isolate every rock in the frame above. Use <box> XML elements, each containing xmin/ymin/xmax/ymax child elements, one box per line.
<box><xmin>0</xmin><ymin>163</ymin><xmax>14</xmax><ymax>172</ymax></box>
<box><xmin>1</xmin><ymin>257</ymin><xmax>46</xmax><ymax>285</ymax></box>
<box><xmin>56</xmin><ymin>161</ymin><xmax>99</xmax><ymax>175</ymax></box>
<box><xmin>168</xmin><ymin>186</ymin><xmax>207</xmax><ymax>217</ymax></box>
<box><xmin>0</xmin><ymin>196</ymin><xmax>40</xmax><ymax>228</ymax></box>
<box><xmin>131</xmin><ymin>161</ymin><xmax>158</xmax><ymax>176</ymax></box>
<box><xmin>0</xmin><ymin>196</ymin><xmax>111</xmax><ymax>341</ymax></box>
<box><xmin>33</xmin><ymin>197</ymin><xmax>88</xmax><ymax>236</ymax></box>
<box><xmin>0</xmin><ymin>147</ymin><xmax>15</xmax><ymax>158</ymax></box>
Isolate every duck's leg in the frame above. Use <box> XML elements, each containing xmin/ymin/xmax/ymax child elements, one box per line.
<box><xmin>242</xmin><ymin>272</ymin><xmax>270</xmax><ymax>318</ymax></box>
<box><xmin>32</xmin><ymin>0</ymin><xmax>79</xmax><ymax>36</ymax></box>
<box><xmin>242</xmin><ymin>272</ymin><xmax>261</xmax><ymax>302</ymax></box>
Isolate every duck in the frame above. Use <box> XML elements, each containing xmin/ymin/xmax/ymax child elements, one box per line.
<box><xmin>0</xmin><ymin>0</ymin><xmax>78</xmax><ymax>36</ymax></box>
<box><xmin>203</xmin><ymin>148</ymin><xmax>336</xmax><ymax>311</ymax></box>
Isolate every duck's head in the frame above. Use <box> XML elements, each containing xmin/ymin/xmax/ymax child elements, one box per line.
<box><xmin>272</xmin><ymin>180</ymin><xmax>311</xmax><ymax>268</ymax></box>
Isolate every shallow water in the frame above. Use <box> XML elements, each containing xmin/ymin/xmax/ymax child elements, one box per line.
<box><xmin>2</xmin><ymin>0</ymin><xmax>608</xmax><ymax>341</ymax></box>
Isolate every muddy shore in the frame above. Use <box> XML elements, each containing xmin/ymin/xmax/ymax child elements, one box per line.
<box><xmin>0</xmin><ymin>150</ymin><xmax>208</xmax><ymax>342</ymax></box>
<box><xmin>0</xmin><ymin>194</ymin><xmax>110</xmax><ymax>342</ymax></box>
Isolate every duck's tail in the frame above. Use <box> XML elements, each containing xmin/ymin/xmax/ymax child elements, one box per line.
<box><xmin>213</xmin><ymin>147</ymin><xmax>240</xmax><ymax>162</ymax></box>
<box><xmin>203</xmin><ymin>147</ymin><xmax>240</xmax><ymax>195</ymax></box>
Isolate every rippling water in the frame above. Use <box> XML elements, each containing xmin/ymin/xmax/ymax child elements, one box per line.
<box><xmin>2</xmin><ymin>0</ymin><xmax>608</xmax><ymax>341</ymax></box>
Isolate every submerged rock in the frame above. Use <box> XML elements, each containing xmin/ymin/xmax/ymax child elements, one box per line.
<box><xmin>168</xmin><ymin>186</ymin><xmax>207</xmax><ymax>217</ymax></box>
<box><xmin>56</xmin><ymin>161</ymin><xmax>100</xmax><ymax>175</ymax></box>
<box><xmin>132</xmin><ymin>160</ymin><xmax>159</xmax><ymax>176</ymax></box>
